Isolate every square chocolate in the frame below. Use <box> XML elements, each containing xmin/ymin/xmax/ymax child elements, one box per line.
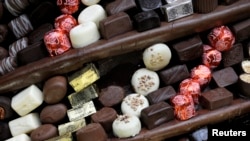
<box><xmin>231</xmin><ymin>18</ymin><xmax>250</xmax><ymax>43</ymax></box>
<box><xmin>146</xmin><ymin>85</ymin><xmax>176</xmax><ymax>104</ymax></box>
<box><xmin>222</xmin><ymin>43</ymin><xmax>244</xmax><ymax>67</ymax></box>
<box><xmin>212</xmin><ymin>67</ymin><xmax>238</xmax><ymax>88</ymax></box>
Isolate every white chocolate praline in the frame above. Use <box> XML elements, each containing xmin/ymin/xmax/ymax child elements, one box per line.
<box><xmin>78</xmin><ymin>4</ymin><xmax>107</xmax><ymax>28</ymax></box>
<box><xmin>69</xmin><ymin>21</ymin><xmax>100</xmax><ymax>48</ymax></box>
<box><xmin>8</xmin><ymin>113</ymin><xmax>41</xmax><ymax>137</ymax></box>
<box><xmin>143</xmin><ymin>43</ymin><xmax>172</xmax><ymax>71</ymax></box>
<box><xmin>131</xmin><ymin>68</ymin><xmax>160</xmax><ymax>96</ymax></box>
<box><xmin>112</xmin><ymin>114</ymin><xmax>141</xmax><ymax>138</ymax></box>
<box><xmin>81</xmin><ymin>0</ymin><xmax>100</xmax><ymax>6</ymax></box>
<box><xmin>5</xmin><ymin>134</ymin><xmax>31</xmax><ymax>141</ymax></box>
<box><xmin>11</xmin><ymin>84</ymin><xmax>43</xmax><ymax>116</ymax></box>
<box><xmin>121</xmin><ymin>93</ymin><xmax>149</xmax><ymax>117</ymax></box>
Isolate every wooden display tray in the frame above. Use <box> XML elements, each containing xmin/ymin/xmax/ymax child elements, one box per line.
<box><xmin>0</xmin><ymin>0</ymin><xmax>250</xmax><ymax>93</ymax></box>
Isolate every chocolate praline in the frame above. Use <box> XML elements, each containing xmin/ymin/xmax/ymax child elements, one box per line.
<box><xmin>40</xmin><ymin>103</ymin><xmax>67</xmax><ymax>124</ymax></box>
<box><xmin>30</xmin><ymin>124</ymin><xmax>58</xmax><ymax>141</ymax></box>
<box><xmin>76</xmin><ymin>123</ymin><xmax>107</xmax><ymax>141</ymax></box>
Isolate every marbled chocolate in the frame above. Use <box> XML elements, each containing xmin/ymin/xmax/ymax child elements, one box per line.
<box><xmin>146</xmin><ymin>85</ymin><xmax>176</xmax><ymax>104</ymax></box>
<box><xmin>100</xmin><ymin>12</ymin><xmax>133</xmax><ymax>39</ymax></box>
<box><xmin>172</xmin><ymin>34</ymin><xmax>203</xmax><ymax>62</ymax></box>
<box><xmin>231</xmin><ymin>18</ymin><xmax>250</xmax><ymax>43</ymax></box>
<box><xmin>30</xmin><ymin>124</ymin><xmax>58</xmax><ymax>141</ymax></box>
<box><xmin>141</xmin><ymin>101</ymin><xmax>174</xmax><ymax>129</ymax></box>
<box><xmin>212</xmin><ymin>67</ymin><xmax>238</xmax><ymax>88</ymax></box>
<box><xmin>105</xmin><ymin>0</ymin><xmax>137</xmax><ymax>16</ymax></box>
<box><xmin>159</xmin><ymin>64</ymin><xmax>190</xmax><ymax>85</ymax></box>
<box><xmin>133</xmin><ymin>10</ymin><xmax>161</xmax><ymax>32</ymax></box>
<box><xmin>200</xmin><ymin>87</ymin><xmax>233</xmax><ymax>110</ymax></box>
<box><xmin>76</xmin><ymin>123</ymin><xmax>107</xmax><ymax>141</ymax></box>
<box><xmin>222</xmin><ymin>43</ymin><xmax>244</xmax><ymax>67</ymax></box>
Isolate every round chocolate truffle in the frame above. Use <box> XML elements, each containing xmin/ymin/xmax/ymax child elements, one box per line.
<box><xmin>43</xmin><ymin>75</ymin><xmax>67</xmax><ymax>104</ymax></box>
<box><xmin>30</xmin><ymin>124</ymin><xmax>58</xmax><ymax>141</ymax></box>
<box><xmin>76</xmin><ymin>123</ymin><xmax>107</xmax><ymax>141</ymax></box>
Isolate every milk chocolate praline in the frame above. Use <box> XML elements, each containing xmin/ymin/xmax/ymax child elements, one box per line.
<box><xmin>40</xmin><ymin>103</ymin><xmax>67</xmax><ymax>124</ymax></box>
<box><xmin>76</xmin><ymin>123</ymin><xmax>107</xmax><ymax>141</ymax></box>
<box><xmin>43</xmin><ymin>75</ymin><xmax>67</xmax><ymax>104</ymax></box>
<box><xmin>30</xmin><ymin>124</ymin><xmax>58</xmax><ymax>141</ymax></box>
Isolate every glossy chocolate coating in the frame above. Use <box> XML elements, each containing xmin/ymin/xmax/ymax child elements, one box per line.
<box><xmin>200</xmin><ymin>87</ymin><xmax>233</xmax><ymax>110</ymax></box>
<box><xmin>159</xmin><ymin>64</ymin><xmax>190</xmax><ymax>85</ymax></box>
<box><xmin>141</xmin><ymin>101</ymin><xmax>174</xmax><ymax>129</ymax></box>
<box><xmin>0</xmin><ymin>121</ymin><xmax>11</xmax><ymax>140</ymax></box>
<box><xmin>40</xmin><ymin>103</ymin><xmax>67</xmax><ymax>123</ymax></box>
<box><xmin>100</xmin><ymin>12</ymin><xmax>133</xmax><ymax>39</ymax></box>
<box><xmin>0</xmin><ymin>96</ymin><xmax>13</xmax><ymax>120</ymax></box>
<box><xmin>193</xmin><ymin>0</ymin><xmax>218</xmax><ymax>13</ymax></box>
<box><xmin>91</xmin><ymin>107</ymin><xmax>117</xmax><ymax>132</ymax></box>
<box><xmin>212</xmin><ymin>67</ymin><xmax>238</xmax><ymax>88</ymax></box>
<box><xmin>30</xmin><ymin>124</ymin><xmax>58</xmax><ymax>141</ymax></box>
<box><xmin>133</xmin><ymin>10</ymin><xmax>160</xmax><ymax>32</ymax></box>
<box><xmin>172</xmin><ymin>34</ymin><xmax>203</xmax><ymax>62</ymax></box>
<box><xmin>105</xmin><ymin>0</ymin><xmax>137</xmax><ymax>16</ymax></box>
<box><xmin>76</xmin><ymin>123</ymin><xmax>107</xmax><ymax>141</ymax></box>
<box><xmin>136</xmin><ymin>0</ymin><xmax>162</xmax><ymax>11</ymax></box>
<box><xmin>43</xmin><ymin>75</ymin><xmax>67</xmax><ymax>104</ymax></box>
<box><xmin>98</xmin><ymin>85</ymin><xmax>125</xmax><ymax>107</ymax></box>
<box><xmin>222</xmin><ymin>43</ymin><xmax>244</xmax><ymax>67</ymax></box>
<box><xmin>0</xmin><ymin>24</ymin><xmax>8</xmax><ymax>43</ymax></box>
<box><xmin>230</xmin><ymin>18</ymin><xmax>250</xmax><ymax>42</ymax></box>
<box><xmin>28</xmin><ymin>23</ymin><xmax>53</xmax><ymax>44</ymax></box>
<box><xmin>146</xmin><ymin>85</ymin><xmax>176</xmax><ymax>104</ymax></box>
<box><xmin>0</xmin><ymin>46</ymin><xmax>8</xmax><ymax>60</ymax></box>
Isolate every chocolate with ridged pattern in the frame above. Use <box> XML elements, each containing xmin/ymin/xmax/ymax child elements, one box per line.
<box><xmin>8</xmin><ymin>37</ymin><xmax>28</xmax><ymax>57</ymax></box>
<box><xmin>146</xmin><ymin>85</ymin><xmax>176</xmax><ymax>104</ymax></box>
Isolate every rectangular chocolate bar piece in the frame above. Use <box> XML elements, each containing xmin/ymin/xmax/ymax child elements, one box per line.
<box><xmin>172</xmin><ymin>34</ymin><xmax>203</xmax><ymax>62</ymax></box>
<box><xmin>200</xmin><ymin>87</ymin><xmax>233</xmax><ymax>110</ymax></box>
<box><xmin>231</xmin><ymin>18</ymin><xmax>250</xmax><ymax>43</ymax></box>
<box><xmin>160</xmin><ymin>0</ymin><xmax>193</xmax><ymax>22</ymax></box>
<box><xmin>141</xmin><ymin>101</ymin><xmax>174</xmax><ymax>129</ymax></box>
<box><xmin>146</xmin><ymin>85</ymin><xmax>176</xmax><ymax>104</ymax></box>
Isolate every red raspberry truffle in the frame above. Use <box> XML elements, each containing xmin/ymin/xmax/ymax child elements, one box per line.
<box><xmin>179</xmin><ymin>78</ymin><xmax>201</xmax><ymax>104</ymax></box>
<box><xmin>207</xmin><ymin>25</ymin><xmax>235</xmax><ymax>52</ymax></box>
<box><xmin>44</xmin><ymin>29</ymin><xmax>71</xmax><ymax>57</ymax></box>
<box><xmin>202</xmin><ymin>44</ymin><xmax>222</xmax><ymax>69</ymax></box>
<box><xmin>190</xmin><ymin>65</ymin><xmax>212</xmax><ymax>88</ymax></box>
<box><xmin>57</xmin><ymin>0</ymin><xmax>80</xmax><ymax>14</ymax></box>
<box><xmin>55</xmin><ymin>14</ymin><xmax>77</xmax><ymax>34</ymax></box>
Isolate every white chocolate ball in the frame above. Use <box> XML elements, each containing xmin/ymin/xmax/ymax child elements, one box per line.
<box><xmin>121</xmin><ymin>93</ymin><xmax>149</xmax><ymax>117</ymax></box>
<box><xmin>112</xmin><ymin>114</ymin><xmax>141</xmax><ymax>138</ymax></box>
<box><xmin>143</xmin><ymin>43</ymin><xmax>172</xmax><ymax>71</ymax></box>
<box><xmin>78</xmin><ymin>4</ymin><xmax>107</xmax><ymax>28</ymax></box>
<box><xmin>69</xmin><ymin>21</ymin><xmax>100</xmax><ymax>48</ymax></box>
<box><xmin>131</xmin><ymin>68</ymin><xmax>160</xmax><ymax>96</ymax></box>
<box><xmin>81</xmin><ymin>0</ymin><xmax>100</xmax><ymax>6</ymax></box>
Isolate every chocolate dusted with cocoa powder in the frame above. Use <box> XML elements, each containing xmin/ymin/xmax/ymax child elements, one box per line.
<box><xmin>30</xmin><ymin>124</ymin><xmax>58</xmax><ymax>141</ymax></box>
<box><xmin>141</xmin><ymin>101</ymin><xmax>174</xmax><ymax>129</ymax></box>
<box><xmin>200</xmin><ymin>87</ymin><xmax>233</xmax><ymax>110</ymax></box>
<box><xmin>146</xmin><ymin>85</ymin><xmax>176</xmax><ymax>104</ymax></box>
<box><xmin>76</xmin><ymin>123</ymin><xmax>107</xmax><ymax>141</ymax></box>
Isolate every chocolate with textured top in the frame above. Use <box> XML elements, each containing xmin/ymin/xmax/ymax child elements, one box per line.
<box><xmin>8</xmin><ymin>37</ymin><xmax>28</xmax><ymax>57</ymax></box>
<box><xmin>0</xmin><ymin>24</ymin><xmax>8</xmax><ymax>43</ymax></box>
<box><xmin>193</xmin><ymin>0</ymin><xmax>218</xmax><ymax>13</ymax></box>
<box><xmin>146</xmin><ymin>85</ymin><xmax>176</xmax><ymax>104</ymax></box>
<box><xmin>98</xmin><ymin>85</ymin><xmax>125</xmax><ymax>107</ymax></box>
<box><xmin>40</xmin><ymin>103</ymin><xmax>67</xmax><ymax>124</ymax></box>
<box><xmin>172</xmin><ymin>34</ymin><xmax>203</xmax><ymax>62</ymax></box>
<box><xmin>0</xmin><ymin>96</ymin><xmax>13</xmax><ymax>120</ymax></box>
<box><xmin>159</xmin><ymin>64</ymin><xmax>190</xmax><ymax>85</ymax></box>
<box><xmin>91</xmin><ymin>107</ymin><xmax>117</xmax><ymax>132</ymax></box>
<box><xmin>222</xmin><ymin>43</ymin><xmax>244</xmax><ymax>67</ymax></box>
<box><xmin>133</xmin><ymin>10</ymin><xmax>160</xmax><ymax>32</ymax></box>
<box><xmin>8</xmin><ymin>14</ymin><xmax>33</xmax><ymax>39</ymax></box>
<box><xmin>28</xmin><ymin>23</ymin><xmax>53</xmax><ymax>44</ymax></box>
<box><xmin>76</xmin><ymin>123</ymin><xmax>107</xmax><ymax>141</ymax></box>
<box><xmin>105</xmin><ymin>0</ymin><xmax>137</xmax><ymax>16</ymax></box>
<box><xmin>230</xmin><ymin>18</ymin><xmax>250</xmax><ymax>43</ymax></box>
<box><xmin>200</xmin><ymin>87</ymin><xmax>233</xmax><ymax>110</ymax></box>
<box><xmin>100</xmin><ymin>12</ymin><xmax>133</xmax><ymax>39</ymax></box>
<box><xmin>136</xmin><ymin>0</ymin><xmax>162</xmax><ymax>11</ymax></box>
<box><xmin>141</xmin><ymin>101</ymin><xmax>174</xmax><ymax>129</ymax></box>
<box><xmin>30</xmin><ymin>124</ymin><xmax>58</xmax><ymax>141</ymax></box>
<box><xmin>212</xmin><ymin>67</ymin><xmax>238</xmax><ymax>88</ymax></box>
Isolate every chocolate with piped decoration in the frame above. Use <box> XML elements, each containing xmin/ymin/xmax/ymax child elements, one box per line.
<box><xmin>17</xmin><ymin>41</ymin><xmax>49</xmax><ymax>66</ymax></box>
<box><xmin>0</xmin><ymin>96</ymin><xmax>13</xmax><ymax>120</ymax></box>
<box><xmin>222</xmin><ymin>43</ymin><xmax>244</xmax><ymax>67</ymax></box>
<box><xmin>172</xmin><ymin>34</ymin><xmax>203</xmax><ymax>62</ymax></box>
<box><xmin>43</xmin><ymin>75</ymin><xmax>67</xmax><ymax>104</ymax></box>
<box><xmin>0</xmin><ymin>57</ymin><xmax>17</xmax><ymax>75</ymax></box>
<box><xmin>0</xmin><ymin>122</ymin><xmax>11</xmax><ymax>140</ymax></box>
<box><xmin>0</xmin><ymin>24</ymin><xmax>9</xmax><ymax>43</ymax></box>
<box><xmin>105</xmin><ymin>0</ymin><xmax>137</xmax><ymax>16</ymax></box>
<box><xmin>98</xmin><ymin>85</ymin><xmax>125</xmax><ymax>107</ymax></box>
<box><xmin>8</xmin><ymin>37</ymin><xmax>28</xmax><ymax>57</ymax></box>
<box><xmin>230</xmin><ymin>18</ymin><xmax>250</xmax><ymax>43</ymax></box>
<box><xmin>30</xmin><ymin>124</ymin><xmax>58</xmax><ymax>141</ymax></box>
<box><xmin>40</xmin><ymin>103</ymin><xmax>67</xmax><ymax>124</ymax></box>
<box><xmin>91</xmin><ymin>107</ymin><xmax>117</xmax><ymax>132</ymax></box>
<box><xmin>192</xmin><ymin>0</ymin><xmax>218</xmax><ymax>13</ymax></box>
<box><xmin>3</xmin><ymin>0</ymin><xmax>30</xmax><ymax>16</ymax></box>
<box><xmin>159</xmin><ymin>64</ymin><xmax>190</xmax><ymax>85</ymax></box>
<box><xmin>136</xmin><ymin>0</ymin><xmax>162</xmax><ymax>11</ymax></box>
<box><xmin>0</xmin><ymin>46</ymin><xmax>8</xmax><ymax>60</ymax></box>
<box><xmin>200</xmin><ymin>87</ymin><xmax>233</xmax><ymax>110</ymax></box>
<box><xmin>133</xmin><ymin>10</ymin><xmax>160</xmax><ymax>32</ymax></box>
<box><xmin>146</xmin><ymin>85</ymin><xmax>176</xmax><ymax>104</ymax></box>
<box><xmin>100</xmin><ymin>12</ymin><xmax>133</xmax><ymax>39</ymax></box>
<box><xmin>212</xmin><ymin>67</ymin><xmax>238</xmax><ymax>88</ymax></box>
<box><xmin>141</xmin><ymin>101</ymin><xmax>174</xmax><ymax>129</ymax></box>
<box><xmin>28</xmin><ymin>23</ymin><xmax>53</xmax><ymax>44</ymax></box>
<box><xmin>76</xmin><ymin>123</ymin><xmax>107</xmax><ymax>141</ymax></box>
